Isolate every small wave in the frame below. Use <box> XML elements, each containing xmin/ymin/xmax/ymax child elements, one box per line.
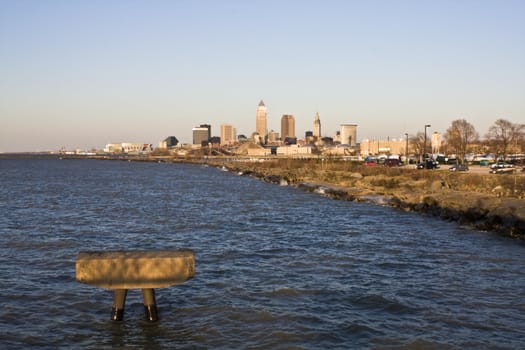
<box><xmin>315</xmin><ymin>186</ymin><xmax>328</xmax><ymax>194</ymax></box>
<box><xmin>342</xmin><ymin>322</ymin><xmax>378</xmax><ymax>334</ymax></box>
<box><xmin>352</xmin><ymin>294</ymin><xmax>414</xmax><ymax>314</ymax></box>
<box><xmin>378</xmin><ymin>338</ymin><xmax>456</xmax><ymax>350</ymax></box>
<box><xmin>271</xmin><ymin>287</ymin><xmax>300</xmax><ymax>297</ymax></box>
<box><xmin>362</xmin><ymin>195</ymin><xmax>389</xmax><ymax>205</ymax></box>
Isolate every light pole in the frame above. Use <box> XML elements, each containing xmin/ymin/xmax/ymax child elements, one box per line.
<box><xmin>404</xmin><ymin>133</ymin><xmax>408</xmax><ymax>165</ymax></box>
<box><xmin>423</xmin><ymin>124</ymin><xmax>431</xmax><ymax>160</ymax></box>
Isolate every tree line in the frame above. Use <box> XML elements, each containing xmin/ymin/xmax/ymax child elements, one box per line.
<box><xmin>411</xmin><ymin>119</ymin><xmax>524</xmax><ymax>163</ymax></box>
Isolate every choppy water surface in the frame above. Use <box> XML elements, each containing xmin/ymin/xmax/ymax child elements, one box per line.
<box><xmin>0</xmin><ymin>159</ymin><xmax>524</xmax><ymax>349</ymax></box>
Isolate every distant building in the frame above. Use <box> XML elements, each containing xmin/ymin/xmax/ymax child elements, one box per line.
<box><xmin>104</xmin><ymin>143</ymin><xmax>121</xmax><ymax>153</ymax></box>
<box><xmin>333</xmin><ymin>131</ymin><xmax>341</xmax><ymax>143</ymax></box>
<box><xmin>256</xmin><ymin>100</ymin><xmax>268</xmax><ymax>142</ymax></box>
<box><xmin>159</xmin><ymin>136</ymin><xmax>179</xmax><ymax>149</ymax></box>
<box><xmin>340</xmin><ymin>124</ymin><xmax>357</xmax><ymax>146</ymax></box>
<box><xmin>276</xmin><ymin>144</ymin><xmax>312</xmax><ymax>156</ymax></box>
<box><xmin>220</xmin><ymin>124</ymin><xmax>236</xmax><ymax>145</ymax></box>
<box><xmin>268</xmin><ymin>130</ymin><xmax>280</xmax><ymax>143</ymax></box>
<box><xmin>104</xmin><ymin>143</ymin><xmax>152</xmax><ymax>153</ymax></box>
<box><xmin>431</xmin><ymin>132</ymin><xmax>442</xmax><ymax>154</ymax></box>
<box><xmin>193</xmin><ymin>124</ymin><xmax>211</xmax><ymax>145</ymax></box>
<box><xmin>234</xmin><ymin>142</ymin><xmax>270</xmax><ymax>156</ymax></box>
<box><xmin>321</xmin><ymin>137</ymin><xmax>334</xmax><ymax>145</ymax></box>
<box><xmin>252</xmin><ymin>132</ymin><xmax>263</xmax><ymax>145</ymax></box>
<box><xmin>209</xmin><ymin>136</ymin><xmax>221</xmax><ymax>146</ymax></box>
<box><xmin>313</xmin><ymin>112</ymin><xmax>321</xmax><ymax>138</ymax></box>
<box><xmin>283</xmin><ymin>137</ymin><xmax>297</xmax><ymax>145</ymax></box>
<box><xmin>305</xmin><ymin>131</ymin><xmax>315</xmax><ymax>145</ymax></box>
<box><xmin>281</xmin><ymin>114</ymin><xmax>295</xmax><ymax>140</ymax></box>
<box><xmin>360</xmin><ymin>138</ymin><xmax>409</xmax><ymax>157</ymax></box>
<box><xmin>323</xmin><ymin>145</ymin><xmax>354</xmax><ymax>156</ymax></box>
<box><xmin>237</xmin><ymin>134</ymin><xmax>248</xmax><ymax>143</ymax></box>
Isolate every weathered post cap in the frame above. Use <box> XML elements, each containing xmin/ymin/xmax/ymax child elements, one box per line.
<box><xmin>76</xmin><ymin>249</ymin><xmax>195</xmax><ymax>289</ymax></box>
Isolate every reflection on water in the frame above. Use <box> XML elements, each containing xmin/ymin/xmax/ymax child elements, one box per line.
<box><xmin>0</xmin><ymin>159</ymin><xmax>524</xmax><ymax>349</ymax></box>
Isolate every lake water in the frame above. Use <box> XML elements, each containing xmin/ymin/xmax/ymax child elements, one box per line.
<box><xmin>0</xmin><ymin>158</ymin><xmax>524</xmax><ymax>349</ymax></box>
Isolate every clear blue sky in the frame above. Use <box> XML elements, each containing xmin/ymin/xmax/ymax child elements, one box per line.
<box><xmin>1</xmin><ymin>0</ymin><xmax>524</xmax><ymax>152</ymax></box>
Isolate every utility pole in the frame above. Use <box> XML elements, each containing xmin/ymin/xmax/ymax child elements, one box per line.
<box><xmin>405</xmin><ymin>133</ymin><xmax>409</xmax><ymax>165</ymax></box>
<box><xmin>424</xmin><ymin>124</ymin><xmax>431</xmax><ymax>161</ymax></box>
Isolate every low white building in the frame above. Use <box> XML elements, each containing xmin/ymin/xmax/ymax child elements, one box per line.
<box><xmin>276</xmin><ymin>144</ymin><xmax>312</xmax><ymax>156</ymax></box>
<box><xmin>104</xmin><ymin>143</ymin><xmax>152</xmax><ymax>154</ymax></box>
<box><xmin>322</xmin><ymin>145</ymin><xmax>353</xmax><ymax>156</ymax></box>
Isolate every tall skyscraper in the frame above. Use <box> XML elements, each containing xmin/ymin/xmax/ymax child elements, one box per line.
<box><xmin>340</xmin><ymin>124</ymin><xmax>357</xmax><ymax>146</ymax></box>
<box><xmin>281</xmin><ymin>114</ymin><xmax>295</xmax><ymax>140</ymax></box>
<box><xmin>220</xmin><ymin>124</ymin><xmax>236</xmax><ymax>145</ymax></box>
<box><xmin>313</xmin><ymin>112</ymin><xmax>321</xmax><ymax>138</ymax></box>
<box><xmin>256</xmin><ymin>100</ymin><xmax>268</xmax><ymax>142</ymax></box>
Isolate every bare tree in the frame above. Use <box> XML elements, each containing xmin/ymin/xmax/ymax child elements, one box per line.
<box><xmin>444</xmin><ymin>119</ymin><xmax>479</xmax><ymax>164</ymax></box>
<box><xmin>410</xmin><ymin>132</ymin><xmax>425</xmax><ymax>162</ymax></box>
<box><xmin>486</xmin><ymin>119</ymin><xmax>525</xmax><ymax>160</ymax></box>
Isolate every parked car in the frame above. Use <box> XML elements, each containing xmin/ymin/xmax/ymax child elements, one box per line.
<box><xmin>384</xmin><ymin>158</ymin><xmax>401</xmax><ymax>167</ymax></box>
<box><xmin>364</xmin><ymin>156</ymin><xmax>377</xmax><ymax>166</ymax></box>
<box><xmin>490</xmin><ymin>162</ymin><xmax>515</xmax><ymax>174</ymax></box>
<box><xmin>417</xmin><ymin>159</ymin><xmax>440</xmax><ymax>169</ymax></box>
<box><xmin>448</xmin><ymin>164</ymin><xmax>469</xmax><ymax>172</ymax></box>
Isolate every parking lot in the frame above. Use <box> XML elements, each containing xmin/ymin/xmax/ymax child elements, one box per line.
<box><xmin>404</xmin><ymin>163</ymin><xmax>525</xmax><ymax>175</ymax></box>
<box><xmin>441</xmin><ymin>164</ymin><xmax>524</xmax><ymax>175</ymax></box>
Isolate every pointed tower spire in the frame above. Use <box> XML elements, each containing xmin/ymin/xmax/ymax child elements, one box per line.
<box><xmin>256</xmin><ymin>100</ymin><xmax>268</xmax><ymax>142</ymax></box>
<box><xmin>313</xmin><ymin>112</ymin><xmax>321</xmax><ymax>138</ymax></box>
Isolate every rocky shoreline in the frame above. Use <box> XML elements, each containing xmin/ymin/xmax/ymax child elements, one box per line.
<box><xmin>8</xmin><ymin>154</ymin><xmax>523</xmax><ymax>239</ymax></box>
<box><xmin>216</xmin><ymin>161</ymin><xmax>525</xmax><ymax>240</ymax></box>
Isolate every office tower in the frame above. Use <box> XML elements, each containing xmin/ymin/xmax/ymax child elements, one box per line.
<box><xmin>340</xmin><ymin>124</ymin><xmax>357</xmax><ymax>146</ymax></box>
<box><xmin>192</xmin><ymin>124</ymin><xmax>211</xmax><ymax>145</ymax></box>
<box><xmin>281</xmin><ymin>114</ymin><xmax>295</xmax><ymax>140</ymax></box>
<box><xmin>221</xmin><ymin>124</ymin><xmax>236</xmax><ymax>145</ymax></box>
<box><xmin>256</xmin><ymin>100</ymin><xmax>268</xmax><ymax>141</ymax></box>
<box><xmin>313</xmin><ymin>112</ymin><xmax>321</xmax><ymax>138</ymax></box>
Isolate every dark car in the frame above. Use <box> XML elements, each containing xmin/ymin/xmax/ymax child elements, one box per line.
<box><xmin>417</xmin><ymin>159</ymin><xmax>440</xmax><ymax>169</ymax></box>
<box><xmin>384</xmin><ymin>158</ymin><xmax>401</xmax><ymax>167</ymax></box>
<box><xmin>448</xmin><ymin>164</ymin><xmax>469</xmax><ymax>172</ymax></box>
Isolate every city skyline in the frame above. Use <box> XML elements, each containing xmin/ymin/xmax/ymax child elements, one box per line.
<box><xmin>1</xmin><ymin>0</ymin><xmax>524</xmax><ymax>152</ymax></box>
